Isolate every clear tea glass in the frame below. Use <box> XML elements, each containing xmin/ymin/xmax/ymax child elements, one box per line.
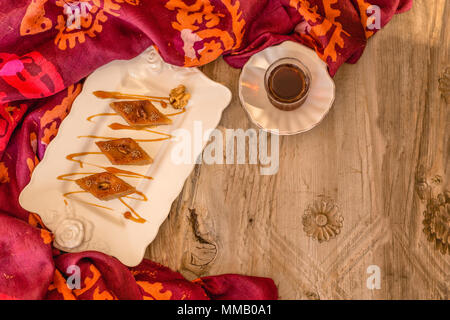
<box><xmin>264</xmin><ymin>57</ymin><xmax>311</xmax><ymax>111</ymax></box>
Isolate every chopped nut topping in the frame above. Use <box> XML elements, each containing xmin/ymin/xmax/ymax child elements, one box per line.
<box><xmin>137</xmin><ymin>108</ymin><xmax>147</xmax><ymax>120</ymax></box>
<box><xmin>149</xmin><ymin>112</ymin><xmax>160</xmax><ymax>121</ymax></box>
<box><xmin>169</xmin><ymin>85</ymin><xmax>190</xmax><ymax>109</ymax></box>
<box><xmin>112</xmin><ymin>184</ymin><xmax>121</xmax><ymax>192</ymax></box>
<box><xmin>131</xmin><ymin>150</ymin><xmax>141</xmax><ymax>159</ymax></box>
<box><xmin>102</xmin><ymin>143</ymin><xmax>112</xmax><ymax>152</ymax></box>
<box><xmin>117</xmin><ymin>145</ymin><xmax>131</xmax><ymax>155</ymax></box>
<box><xmin>98</xmin><ymin>182</ymin><xmax>111</xmax><ymax>190</ymax></box>
<box><xmin>123</xmin><ymin>106</ymin><xmax>133</xmax><ymax>114</ymax></box>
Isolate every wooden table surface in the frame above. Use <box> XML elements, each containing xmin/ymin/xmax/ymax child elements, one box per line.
<box><xmin>145</xmin><ymin>0</ymin><xmax>449</xmax><ymax>299</ymax></box>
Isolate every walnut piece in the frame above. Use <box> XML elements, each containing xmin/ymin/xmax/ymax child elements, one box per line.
<box><xmin>169</xmin><ymin>85</ymin><xmax>190</xmax><ymax>109</ymax></box>
<box><xmin>98</xmin><ymin>182</ymin><xmax>111</xmax><ymax>191</ymax></box>
<box><xmin>117</xmin><ymin>145</ymin><xmax>131</xmax><ymax>155</ymax></box>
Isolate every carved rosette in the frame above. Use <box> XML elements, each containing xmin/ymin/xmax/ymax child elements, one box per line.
<box><xmin>422</xmin><ymin>192</ymin><xmax>450</xmax><ymax>255</ymax></box>
<box><xmin>43</xmin><ymin>198</ymin><xmax>95</xmax><ymax>252</ymax></box>
<box><xmin>438</xmin><ymin>67</ymin><xmax>450</xmax><ymax>103</ymax></box>
<box><xmin>302</xmin><ymin>199</ymin><xmax>343</xmax><ymax>243</ymax></box>
<box><xmin>415</xmin><ymin>166</ymin><xmax>449</xmax><ymax>255</ymax></box>
<box><xmin>54</xmin><ymin>218</ymin><xmax>85</xmax><ymax>249</ymax></box>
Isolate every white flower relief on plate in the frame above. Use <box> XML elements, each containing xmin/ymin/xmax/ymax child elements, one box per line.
<box><xmin>42</xmin><ymin>195</ymin><xmax>98</xmax><ymax>253</ymax></box>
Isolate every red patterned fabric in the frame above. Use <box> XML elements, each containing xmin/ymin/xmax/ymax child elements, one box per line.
<box><xmin>0</xmin><ymin>0</ymin><xmax>411</xmax><ymax>300</ymax></box>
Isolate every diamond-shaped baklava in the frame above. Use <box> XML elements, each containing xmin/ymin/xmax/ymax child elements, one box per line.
<box><xmin>110</xmin><ymin>100</ymin><xmax>172</xmax><ymax>126</ymax></box>
<box><xmin>75</xmin><ymin>172</ymin><xmax>136</xmax><ymax>201</ymax></box>
<box><xmin>96</xmin><ymin>138</ymin><xmax>153</xmax><ymax>166</ymax></box>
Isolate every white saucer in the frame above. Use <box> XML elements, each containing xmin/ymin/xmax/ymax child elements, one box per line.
<box><xmin>239</xmin><ymin>41</ymin><xmax>335</xmax><ymax>135</ymax></box>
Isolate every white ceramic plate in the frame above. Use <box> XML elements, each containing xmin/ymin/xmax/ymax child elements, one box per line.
<box><xmin>239</xmin><ymin>41</ymin><xmax>335</xmax><ymax>135</ymax></box>
<box><xmin>19</xmin><ymin>47</ymin><xmax>231</xmax><ymax>266</ymax></box>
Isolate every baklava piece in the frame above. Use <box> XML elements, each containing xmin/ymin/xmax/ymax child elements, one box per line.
<box><xmin>96</xmin><ymin>138</ymin><xmax>153</xmax><ymax>166</ymax></box>
<box><xmin>110</xmin><ymin>100</ymin><xmax>172</xmax><ymax>126</ymax></box>
<box><xmin>75</xmin><ymin>172</ymin><xmax>136</xmax><ymax>201</ymax></box>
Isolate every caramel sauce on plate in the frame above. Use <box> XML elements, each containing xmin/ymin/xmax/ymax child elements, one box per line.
<box><xmin>120</xmin><ymin>198</ymin><xmax>147</xmax><ymax>224</ymax></box>
<box><xmin>93</xmin><ymin>90</ymin><xmax>169</xmax><ymax>101</ymax></box>
<box><xmin>124</xmin><ymin>190</ymin><xmax>147</xmax><ymax>202</ymax></box>
<box><xmin>57</xmin><ymin>172</ymin><xmax>99</xmax><ymax>181</ymax></box>
<box><xmin>93</xmin><ymin>91</ymin><xmax>169</xmax><ymax>108</ymax></box>
<box><xmin>164</xmin><ymin>108</ymin><xmax>186</xmax><ymax>117</ymax></box>
<box><xmin>65</xmin><ymin>153</ymin><xmax>153</xmax><ymax>180</ymax></box>
<box><xmin>63</xmin><ymin>191</ymin><xmax>114</xmax><ymax>211</ymax></box>
<box><xmin>78</xmin><ymin>135</ymin><xmax>170</xmax><ymax>142</ymax></box>
<box><xmin>108</xmin><ymin>123</ymin><xmax>173</xmax><ymax>138</ymax></box>
<box><xmin>87</xmin><ymin>113</ymin><xmax>118</xmax><ymax>122</ymax></box>
<box><xmin>62</xmin><ymin>190</ymin><xmax>148</xmax><ymax>223</ymax></box>
<box><xmin>66</xmin><ymin>152</ymin><xmax>102</xmax><ymax>168</ymax></box>
<box><xmin>87</xmin><ymin>108</ymin><xmax>184</xmax><ymax>123</ymax></box>
<box><xmin>104</xmin><ymin>166</ymin><xmax>153</xmax><ymax>180</ymax></box>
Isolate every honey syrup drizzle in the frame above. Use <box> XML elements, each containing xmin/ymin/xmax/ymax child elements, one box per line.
<box><xmin>93</xmin><ymin>91</ymin><xmax>169</xmax><ymax>108</ymax></box>
<box><xmin>93</xmin><ymin>90</ymin><xmax>170</xmax><ymax>101</ymax></box>
<box><xmin>124</xmin><ymin>190</ymin><xmax>147</xmax><ymax>201</ymax></box>
<box><xmin>86</xmin><ymin>108</ymin><xmax>184</xmax><ymax>122</ymax></box>
<box><xmin>57</xmin><ymin>172</ymin><xmax>99</xmax><ymax>181</ymax></box>
<box><xmin>119</xmin><ymin>198</ymin><xmax>147</xmax><ymax>223</ymax></box>
<box><xmin>66</xmin><ymin>152</ymin><xmax>102</xmax><ymax>168</ymax></box>
<box><xmin>108</xmin><ymin>123</ymin><xmax>172</xmax><ymax>137</ymax></box>
<box><xmin>63</xmin><ymin>191</ymin><xmax>114</xmax><ymax>211</ymax></box>
<box><xmin>65</xmin><ymin>153</ymin><xmax>153</xmax><ymax>180</ymax></box>
<box><xmin>164</xmin><ymin>108</ymin><xmax>186</xmax><ymax>117</ymax></box>
<box><xmin>77</xmin><ymin>135</ymin><xmax>170</xmax><ymax>142</ymax></box>
<box><xmin>104</xmin><ymin>167</ymin><xmax>153</xmax><ymax>180</ymax></box>
<box><xmin>87</xmin><ymin>113</ymin><xmax>119</xmax><ymax>122</ymax></box>
<box><xmin>63</xmin><ymin>190</ymin><xmax>148</xmax><ymax>223</ymax></box>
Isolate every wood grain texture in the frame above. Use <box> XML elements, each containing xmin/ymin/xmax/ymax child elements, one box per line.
<box><xmin>145</xmin><ymin>0</ymin><xmax>449</xmax><ymax>299</ymax></box>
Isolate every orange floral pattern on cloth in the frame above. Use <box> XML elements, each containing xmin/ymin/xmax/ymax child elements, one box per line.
<box><xmin>40</xmin><ymin>83</ymin><xmax>82</xmax><ymax>145</ymax></box>
<box><xmin>355</xmin><ymin>0</ymin><xmax>375</xmax><ymax>38</ymax></box>
<box><xmin>28</xmin><ymin>212</ymin><xmax>45</xmax><ymax>228</ymax></box>
<box><xmin>40</xmin><ymin>229</ymin><xmax>53</xmax><ymax>244</ymax></box>
<box><xmin>289</xmin><ymin>0</ymin><xmax>349</xmax><ymax>63</ymax></box>
<box><xmin>137</xmin><ymin>281</ymin><xmax>173</xmax><ymax>300</ymax></box>
<box><xmin>46</xmin><ymin>262</ymin><xmax>120</xmax><ymax>300</ymax></box>
<box><xmin>0</xmin><ymin>162</ymin><xmax>9</xmax><ymax>184</ymax></box>
<box><xmin>26</xmin><ymin>156</ymin><xmax>39</xmax><ymax>175</ymax></box>
<box><xmin>19</xmin><ymin>0</ymin><xmax>140</xmax><ymax>50</ymax></box>
<box><xmin>73</xmin><ymin>265</ymin><xmax>116</xmax><ymax>300</ymax></box>
<box><xmin>165</xmin><ymin>0</ymin><xmax>246</xmax><ymax>66</ymax></box>
<box><xmin>20</xmin><ymin>0</ymin><xmax>53</xmax><ymax>36</ymax></box>
<box><xmin>48</xmin><ymin>270</ymin><xmax>77</xmax><ymax>300</ymax></box>
<box><xmin>42</xmin><ymin>256</ymin><xmax>277</xmax><ymax>300</ymax></box>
